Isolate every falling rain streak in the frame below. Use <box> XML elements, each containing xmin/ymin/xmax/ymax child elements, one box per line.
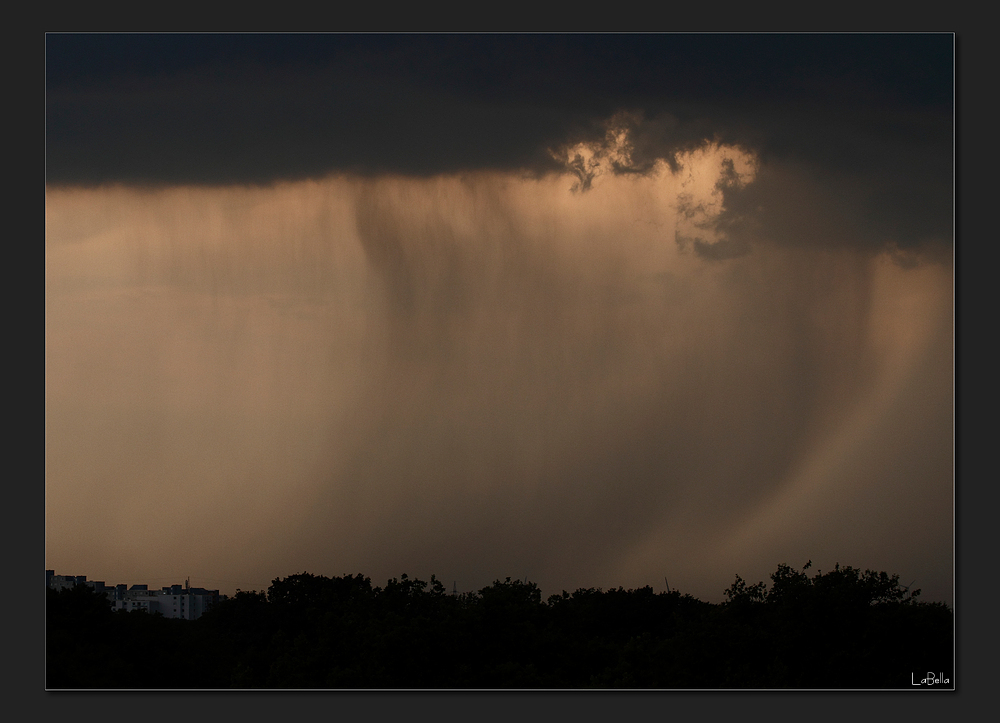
<box><xmin>45</xmin><ymin>140</ymin><xmax>952</xmax><ymax>603</ymax></box>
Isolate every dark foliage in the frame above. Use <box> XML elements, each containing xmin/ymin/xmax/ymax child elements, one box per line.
<box><xmin>46</xmin><ymin>585</ymin><xmax>213</xmax><ymax>688</ymax></box>
<box><xmin>45</xmin><ymin>562</ymin><xmax>952</xmax><ymax>689</ymax></box>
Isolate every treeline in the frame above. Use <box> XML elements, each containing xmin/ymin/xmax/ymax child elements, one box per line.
<box><xmin>45</xmin><ymin>563</ymin><xmax>952</xmax><ymax>689</ymax></box>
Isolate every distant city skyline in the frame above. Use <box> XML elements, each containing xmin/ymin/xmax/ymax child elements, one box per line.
<box><xmin>47</xmin><ymin>569</ymin><xmax>224</xmax><ymax>620</ymax></box>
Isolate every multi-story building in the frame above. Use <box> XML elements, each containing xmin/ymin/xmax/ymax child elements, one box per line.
<box><xmin>46</xmin><ymin>571</ymin><xmax>223</xmax><ymax>620</ymax></box>
<box><xmin>46</xmin><ymin>571</ymin><xmax>97</xmax><ymax>592</ymax></box>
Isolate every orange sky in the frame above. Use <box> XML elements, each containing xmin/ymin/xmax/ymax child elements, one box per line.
<box><xmin>45</xmin><ymin>142</ymin><xmax>953</xmax><ymax>603</ymax></box>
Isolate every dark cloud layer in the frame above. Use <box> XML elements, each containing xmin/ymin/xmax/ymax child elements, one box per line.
<box><xmin>46</xmin><ymin>33</ymin><xmax>953</xmax><ymax>252</ymax></box>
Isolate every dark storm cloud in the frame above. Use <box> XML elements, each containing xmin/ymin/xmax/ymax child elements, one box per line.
<box><xmin>45</xmin><ymin>34</ymin><xmax>953</xmax><ymax>257</ymax></box>
<box><xmin>46</xmin><ymin>38</ymin><xmax>950</xmax><ymax>172</ymax></box>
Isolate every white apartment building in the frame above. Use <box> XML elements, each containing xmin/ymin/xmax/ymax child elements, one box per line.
<box><xmin>47</xmin><ymin>571</ymin><xmax>223</xmax><ymax>620</ymax></box>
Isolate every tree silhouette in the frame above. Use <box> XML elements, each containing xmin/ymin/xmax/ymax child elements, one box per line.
<box><xmin>47</xmin><ymin>562</ymin><xmax>952</xmax><ymax>689</ymax></box>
